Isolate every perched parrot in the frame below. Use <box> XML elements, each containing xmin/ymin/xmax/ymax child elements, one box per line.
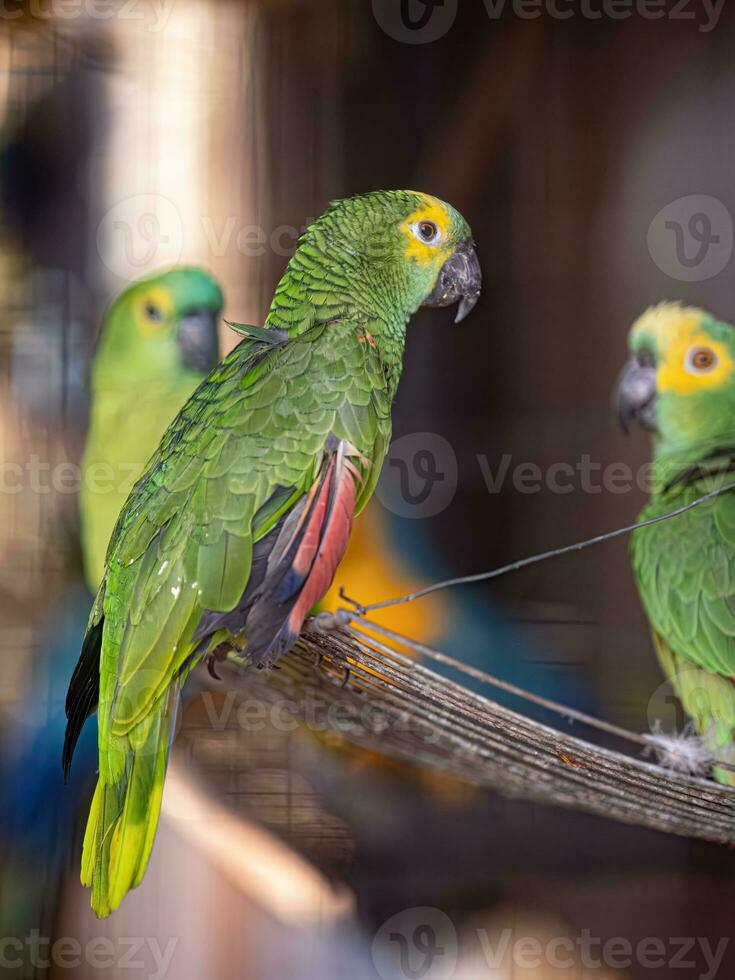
<box><xmin>0</xmin><ymin>267</ymin><xmax>221</xmax><ymax>932</ymax></box>
<box><xmin>617</xmin><ymin>302</ymin><xmax>735</xmax><ymax>785</ymax></box>
<box><xmin>63</xmin><ymin>190</ymin><xmax>481</xmax><ymax>916</ymax></box>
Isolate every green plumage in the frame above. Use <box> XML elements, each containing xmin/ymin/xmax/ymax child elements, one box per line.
<box><xmin>96</xmin><ymin>320</ymin><xmax>389</xmax><ymax>770</ymax></box>
<box><xmin>633</xmin><ymin>481</ymin><xmax>735</xmax><ymax>783</ymax></box>
<box><xmin>626</xmin><ymin>303</ymin><xmax>735</xmax><ymax>784</ymax></box>
<box><xmin>67</xmin><ymin>190</ymin><xmax>477</xmax><ymax>915</ymax></box>
<box><xmin>80</xmin><ymin>267</ymin><xmax>223</xmax><ymax>589</ymax></box>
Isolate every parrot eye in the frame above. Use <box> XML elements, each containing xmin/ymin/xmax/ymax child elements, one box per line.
<box><xmin>144</xmin><ymin>302</ymin><xmax>164</xmax><ymax>323</ymax></box>
<box><xmin>412</xmin><ymin>220</ymin><xmax>440</xmax><ymax>245</ymax></box>
<box><xmin>685</xmin><ymin>346</ymin><xmax>718</xmax><ymax>374</ymax></box>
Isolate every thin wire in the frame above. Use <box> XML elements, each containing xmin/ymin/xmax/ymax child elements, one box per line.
<box><xmin>344</xmin><ymin>615</ymin><xmax>735</xmax><ymax>775</ymax></box>
<box><xmin>340</xmin><ymin>479</ymin><xmax>735</xmax><ymax>614</ymax></box>
<box><xmin>346</xmin><ymin>619</ymin><xmax>646</xmax><ymax>744</ymax></box>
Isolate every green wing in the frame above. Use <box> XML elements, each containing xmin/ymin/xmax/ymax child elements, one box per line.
<box><xmin>633</xmin><ymin>490</ymin><xmax>735</xmax><ymax>676</ymax></box>
<box><xmin>633</xmin><ymin>489</ymin><xmax>735</xmax><ymax>780</ymax></box>
<box><xmin>94</xmin><ymin>321</ymin><xmax>390</xmax><ymax>782</ymax></box>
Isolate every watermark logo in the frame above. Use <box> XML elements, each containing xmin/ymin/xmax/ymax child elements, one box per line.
<box><xmin>647</xmin><ymin>669</ymin><xmax>691</xmax><ymax>734</ymax></box>
<box><xmin>373</xmin><ymin>0</ymin><xmax>725</xmax><ymax>42</ymax></box>
<box><xmin>648</xmin><ymin>195</ymin><xmax>733</xmax><ymax>282</ymax></box>
<box><xmin>376</xmin><ymin>433</ymin><xmax>458</xmax><ymax>518</ymax></box>
<box><xmin>372</xmin><ymin>907</ymin><xmax>458</xmax><ymax>980</ymax></box>
<box><xmin>372</xmin><ymin>0</ymin><xmax>457</xmax><ymax>43</ymax></box>
<box><xmin>647</xmin><ymin>665</ymin><xmax>727</xmax><ymax>735</ymax></box>
<box><xmin>96</xmin><ymin>194</ymin><xmax>184</xmax><ymax>281</ymax></box>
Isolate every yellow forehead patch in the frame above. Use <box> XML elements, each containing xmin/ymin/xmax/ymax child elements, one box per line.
<box><xmin>399</xmin><ymin>194</ymin><xmax>453</xmax><ymax>266</ymax></box>
<box><xmin>631</xmin><ymin>303</ymin><xmax>706</xmax><ymax>353</ymax></box>
<box><xmin>135</xmin><ymin>285</ymin><xmax>174</xmax><ymax>336</ymax></box>
<box><xmin>632</xmin><ymin>303</ymin><xmax>735</xmax><ymax>396</ymax></box>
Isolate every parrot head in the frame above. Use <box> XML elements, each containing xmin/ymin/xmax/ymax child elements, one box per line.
<box><xmin>616</xmin><ymin>303</ymin><xmax>735</xmax><ymax>452</ymax></box>
<box><xmin>92</xmin><ymin>266</ymin><xmax>223</xmax><ymax>389</ymax></box>
<box><xmin>293</xmin><ymin>190</ymin><xmax>481</xmax><ymax>325</ymax></box>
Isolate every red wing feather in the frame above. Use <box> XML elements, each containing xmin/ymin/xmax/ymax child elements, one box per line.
<box><xmin>284</xmin><ymin>456</ymin><xmax>356</xmax><ymax>632</ymax></box>
<box><xmin>244</xmin><ymin>441</ymin><xmax>358</xmax><ymax>666</ymax></box>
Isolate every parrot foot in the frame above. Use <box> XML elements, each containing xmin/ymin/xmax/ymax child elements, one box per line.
<box><xmin>205</xmin><ymin>643</ymin><xmax>230</xmax><ymax>680</ymax></box>
<box><xmin>313</xmin><ymin>609</ymin><xmax>353</xmax><ymax>632</ymax></box>
<box><xmin>206</xmin><ymin>640</ymin><xmax>247</xmax><ymax>679</ymax></box>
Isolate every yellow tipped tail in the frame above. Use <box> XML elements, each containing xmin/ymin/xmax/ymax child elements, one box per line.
<box><xmin>81</xmin><ymin>691</ymin><xmax>174</xmax><ymax>917</ymax></box>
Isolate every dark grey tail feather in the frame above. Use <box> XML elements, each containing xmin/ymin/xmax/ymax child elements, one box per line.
<box><xmin>62</xmin><ymin>616</ymin><xmax>103</xmax><ymax>779</ymax></box>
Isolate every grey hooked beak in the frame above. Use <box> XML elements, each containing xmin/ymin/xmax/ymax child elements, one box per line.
<box><xmin>616</xmin><ymin>355</ymin><xmax>658</xmax><ymax>433</ymax></box>
<box><xmin>177</xmin><ymin>309</ymin><xmax>220</xmax><ymax>372</ymax></box>
<box><xmin>423</xmin><ymin>240</ymin><xmax>482</xmax><ymax>323</ymax></box>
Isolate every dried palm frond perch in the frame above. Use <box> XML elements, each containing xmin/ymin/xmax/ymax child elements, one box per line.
<box><xmin>208</xmin><ymin>620</ymin><xmax>735</xmax><ymax>848</ymax></box>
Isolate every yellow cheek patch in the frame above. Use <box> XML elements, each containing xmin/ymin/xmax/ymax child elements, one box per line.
<box><xmin>658</xmin><ymin>331</ymin><xmax>735</xmax><ymax>395</ymax></box>
<box><xmin>399</xmin><ymin>194</ymin><xmax>453</xmax><ymax>267</ymax></box>
<box><xmin>135</xmin><ymin>286</ymin><xmax>174</xmax><ymax>336</ymax></box>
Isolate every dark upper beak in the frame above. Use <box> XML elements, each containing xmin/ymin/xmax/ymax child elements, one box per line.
<box><xmin>616</xmin><ymin>355</ymin><xmax>658</xmax><ymax>433</ymax></box>
<box><xmin>176</xmin><ymin>308</ymin><xmax>220</xmax><ymax>372</ymax></box>
<box><xmin>423</xmin><ymin>240</ymin><xmax>482</xmax><ymax>323</ymax></box>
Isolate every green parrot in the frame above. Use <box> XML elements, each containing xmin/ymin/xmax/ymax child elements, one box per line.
<box><xmin>0</xmin><ymin>266</ymin><xmax>222</xmax><ymax>952</ymax></box>
<box><xmin>618</xmin><ymin>302</ymin><xmax>735</xmax><ymax>785</ymax></box>
<box><xmin>63</xmin><ymin>190</ymin><xmax>481</xmax><ymax>916</ymax></box>
<box><xmin>81</xmin><ymin>267</ymin><xmax>223</xmax><ymax>589</ymax></box>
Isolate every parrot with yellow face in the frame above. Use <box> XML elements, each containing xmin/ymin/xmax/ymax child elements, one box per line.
<box><xmin>618</xmin><ymin>302</ymin><xmax>735</xmax><ymax>784</ymax></box>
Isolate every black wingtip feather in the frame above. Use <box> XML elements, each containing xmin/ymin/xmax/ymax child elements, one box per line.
<box><xmin>62</xmin><ymin>616</ymin><xmax>103</xmax><ymax>780</ymax></box>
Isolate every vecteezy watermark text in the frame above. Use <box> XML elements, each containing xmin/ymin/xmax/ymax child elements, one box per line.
<box><xmin>0</xmin><ymin>446</ymin><xmax>702</xmax><ymax>522</ymax></box>
<box><xmin>482</xmin><ymin>0</ymin><xmax>724</xmax><ymax>31</ymax></box>
<box><xmin>0</xmin><ymin>0</ymin><xmax>175</xmax><ymax>30</ymax></box>
<box><xmin>377</xmin><ymin>437</ymin><xmax>665</xmax><ymax>518</ymax></box>
<box><xmin>372</xmin><ymin>908</ymin><xmax>729</xmax><ymax>980</ymax></box>
<box><xmin>0</xmin><ymin>932</ymin><xmax>177</xmax><ymax>979</ymax></box>
<box><xmin>3</xmin><ymin>685</ymin><xmax>444</xmax><ymax>748</ymax></box>
<box><xmin>95</xmin><ymin>194</ymin><xmax>313</xmax><ymax>281</ymax></box>
<box><xmin>2</xmin><ymin>449</ymin><xmax>657</xmax><ymax>502</ymax></box>
<box><xmin>372</xmin><ymin>0</ymin><xmax>725</xmax><ymax>44</ymax></box>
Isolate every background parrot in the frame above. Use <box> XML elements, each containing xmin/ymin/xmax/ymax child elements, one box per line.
<box><xmin>80</xmin><ymin>267</ymin><xmax>223</xmax><ymax>588</ymax></box>
<box><xmin>617</xmin><ymin>302</ymin><xmax>735</xmax><ymax>785</ymax></box>
<box><xmin>0</xmin><ymin>267</ymin><xmax>222</xmax><ymax>937</ymax></box>
<box><xmin>63</xmin><ymin>189</ymin><xmax>481</xmax><ymax>917</ymax></box>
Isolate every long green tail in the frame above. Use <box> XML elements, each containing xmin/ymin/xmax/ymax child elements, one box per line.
<box><xmin>81</xmin><ymin>689</ymin><xmax>177</xmax><ymax>917</ymax></box>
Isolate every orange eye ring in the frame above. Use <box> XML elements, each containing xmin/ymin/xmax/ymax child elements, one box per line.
<box><xmin>686</xmin><ymin>346</ymin><xmax>718</xmax><ymax>373</ymax></box>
